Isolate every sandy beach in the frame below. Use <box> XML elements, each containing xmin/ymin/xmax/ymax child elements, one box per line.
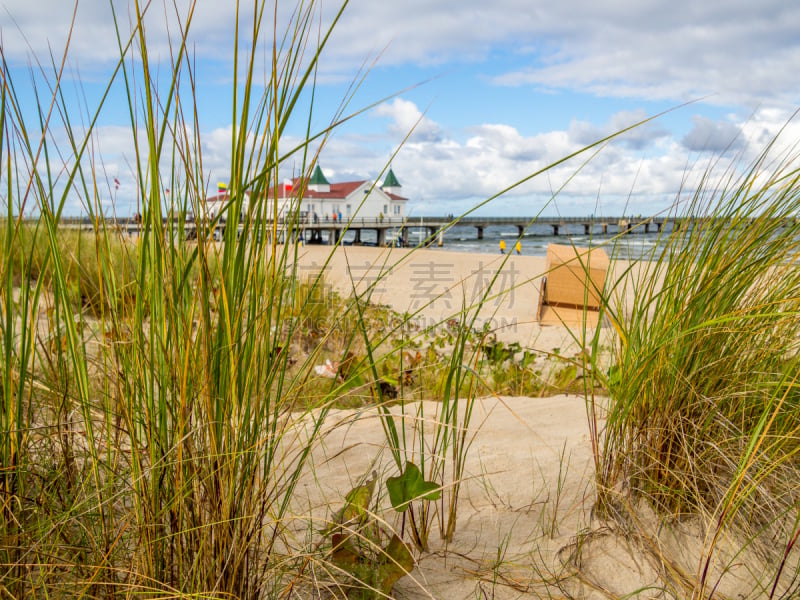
<box><xmin>290</xmin><ymin>244</ymin><xmax>617</xmax><ymax>351</ymax></box>
<box><xmin>299</xmin><ymin>394</ymin><xmax>598</xmax><ymax>598</ymax></box>
<box><xmin>284</xmin><ymin>245</ymin><xmax>722</xmax><ymax>598</ymax></box>
<box><xmin>275</xmin><ymin>243</ymin><xmax>785</xmax><ymax>599</ymax></box>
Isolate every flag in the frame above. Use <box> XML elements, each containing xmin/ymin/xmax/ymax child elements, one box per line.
<box><xmin>283</xmin><ymin>179</ymin><xmax>293</xmax><ymax>196</ymax></box>
<box><xmin>218</xmin><ymin>182</ymin><xmax>228</xmax><ymax>194</ymax></box>
<box><xmin>114</xmin><ymin>178</ymin><xmax>120</xmax><ymax>190</ymax></box>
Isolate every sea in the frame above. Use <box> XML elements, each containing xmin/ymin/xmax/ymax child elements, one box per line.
<box><xmin>334</xmin><ymin>222</ymin><xmax>677</xmax><ymax>261</ymax></box>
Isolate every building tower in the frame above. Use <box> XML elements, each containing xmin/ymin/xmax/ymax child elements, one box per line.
<box><xmin>308</xmin><ymin>165</ymin><xmax>330</xmax><ymax>193</ymax></box>
<box><xmin>381</xmin><ymin>167</ymin><xmax>401</xmax><ymax>196</ymax></box>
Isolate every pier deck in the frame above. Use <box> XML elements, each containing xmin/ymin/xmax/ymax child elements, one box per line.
<box><xmin>55</xmin><ymin>214</ymin><xmax>741</xmax><ymax>246</ymax></box>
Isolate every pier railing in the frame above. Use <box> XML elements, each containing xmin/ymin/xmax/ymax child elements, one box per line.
<box><xmin>49</xmin><ymin>214</ymin><xmax>665</xmax><ymax>225</ymax></box>
<box><xmin>41</xmin><ymin>214</ymin><xmax>790</xmax><ymax>244</ymax></box>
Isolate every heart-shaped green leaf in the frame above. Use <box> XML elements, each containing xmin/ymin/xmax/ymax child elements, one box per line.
<box><xmin>386</xmin><ymin>462</ymin><xmax>440</xmax><ymax>513</ymax></box>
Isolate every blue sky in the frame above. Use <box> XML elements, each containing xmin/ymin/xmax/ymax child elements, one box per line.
<box><xmin>3</xmin><ymin>0</ymin><xmax>800</xmax><ymax>217</ymax></box>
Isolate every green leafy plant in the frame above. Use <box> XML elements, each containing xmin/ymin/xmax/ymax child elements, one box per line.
<box><xmin>320</xmin><ymin>473</ymin><xmax>416</xmax><ymax>599</ymax></box>
<box><xmin>386</xmin><ymin>461</ymin><xmax>441</xmax><ymax>513</ymax></box>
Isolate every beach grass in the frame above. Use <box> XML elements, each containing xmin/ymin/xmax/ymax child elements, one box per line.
<box><xmin>7</xmin><ymin>0</ymin><xmax>800</xmax><ymax>597</ymax></box>
<box><xmin>590</xmin><ymin>142</ymin><xmax>800</xmax><ymax>597</ymax></box>
<box><xmin>0</xmin><ymin>0</ymin><xmax>567</xmax><ymax>596</ymax></box>
<box><xmin>0</xmin><ymin>0</ymin><xmax>360</xmax><ymax>595</ymax></box>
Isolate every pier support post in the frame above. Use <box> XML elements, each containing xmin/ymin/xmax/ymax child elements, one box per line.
<box><xmin>584</xmin><ymin>224</ymin><xmax>590</xmax><ymax>235</ymax></box>
<box><xmin>517</xmin><ymin>225</ymin><xmax>525</xmax><ymax>237</ymax></box>
<box><xmin>354</xmin><ymin>229</ymin><xmax>362</xmax><ymax>244</ymax></box>
<box><xmin>426</xmin><ymin>227</ymin><xmax>436</xmax><ymax>246</ymax></box>
<box><xmin>377</xmin><ymin>228</ymin><xmax>386</xmax><ymax>246</ymax></box>
<box><xmin>552</xmin><ymin>224</ymin><xmax>559</xmax><ymax>236</ymax></box>
<box><xmin>476</xmin><ymin>226</ymin><xmax>484</xmax><ymax>240</ymax></box>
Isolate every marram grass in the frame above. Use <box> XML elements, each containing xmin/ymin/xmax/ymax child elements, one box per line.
<box><xmin>0</xmin><ymin>0</ymin><xmax>562</xmax><ymax>596</ymax></box>
<box><xmin>593</xmin><ymin>143</ymin><xmax>800</xmax><ymax>597</ymax></box>
<box><xmin>0</xmin><ymin>0</ymin><xmax>359</xmax><ymax>596</ymax></box>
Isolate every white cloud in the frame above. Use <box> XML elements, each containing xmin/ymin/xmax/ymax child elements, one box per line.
<box><xmin>681</xmin><ymin>116</ymin><xmax>745</xmax><ymax>153</ymax></box>
<box><xmin>315</xmin><ymin>103</ymin><xmax>674</xmax><ymax>212</ymax></box>
<box><xmin>568</xmin><ymin>109</ymin><xmax>669</xmax><ymax>150</ymax></box>
<box><xmin>488</xmin><ymin>0</ymin><xmax>800</xmax><ymax>108</ymax></box>
<box><xmin>0</xmin><ymin>0</ymin><xmax>288</xmax><ymax>71</ymax></box>
<box><xmin>310</xmin><ymin>100</ymin><xmax>800</xmax><ymax>216</ymax></box>
<box><xmin>373</xmin><ymin>98</ymin><xmax>443</xmax><ymax>142</ymax></box>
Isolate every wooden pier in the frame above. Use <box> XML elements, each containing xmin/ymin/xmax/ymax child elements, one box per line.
<box><xmin>56</xmin><ymin>214</ymin><xmax>701</xmax><ymax>246</ymax></box>
<box><xmin>231</xmin><ymin>215</ymin><xmax>672</xmax><ymax>246</ymax></box>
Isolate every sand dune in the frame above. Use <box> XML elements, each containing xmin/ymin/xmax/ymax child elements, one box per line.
<box><xmin>281</xmin><ymin>246</ymin><xmax>667</xmax><ymax>597</ymax></box>
<box><xmin>279</xmin><ymin>245</ymin><xmax>778</xmax><ymax>598</ymax></box>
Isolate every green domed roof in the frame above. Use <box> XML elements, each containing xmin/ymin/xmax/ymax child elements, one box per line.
<box><xmin>309</xmin><ymin>164</ymin><xmax>330</xmax><ymax>185</ymax></box>
<box><xmin>382</xmin><ymin>168</ymin><xmax>401</xmax><ymax>189</ymax></box>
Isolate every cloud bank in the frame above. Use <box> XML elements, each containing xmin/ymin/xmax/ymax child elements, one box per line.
<box><xmin>3</xmin><ymin>0</ymin><xmax>800</xmax><ymax>215</ymax></box>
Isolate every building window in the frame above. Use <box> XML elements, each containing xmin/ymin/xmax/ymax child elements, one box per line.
<box><xmin>383</xmin><ymin>204</ymin><xmax>388</xmax><ymax>214</ymax></box>
<box><xmin>394</xmin><ymin>204</ymin><xmax>401</xmax><ymax>215</ymax></box>
<box><xmin>346</xmin><ymin>204</ymin><xmax>351</xmax><ymax>215</ymax></box>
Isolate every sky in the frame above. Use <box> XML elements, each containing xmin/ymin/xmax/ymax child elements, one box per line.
<box><xmin>3</xmin><ymin>0</ymin><xmax>800</xmax><ymax>217</ymax></box>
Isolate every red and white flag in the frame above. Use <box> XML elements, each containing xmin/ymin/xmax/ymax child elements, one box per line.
<box><xmin>283</xmin><ymin>179</ymin><xmax>293</xmax><ymax>196</ymax></box>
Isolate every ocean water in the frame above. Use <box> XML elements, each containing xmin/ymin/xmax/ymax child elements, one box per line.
<box><xmin>336</xmin><ymin>222</ymin><xmax>675</xmax><ymax>261</ymax></box>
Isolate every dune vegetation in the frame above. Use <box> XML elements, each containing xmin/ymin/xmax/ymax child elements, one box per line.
<box><xmin>4</xmin><ymin>0</ymin><xmax>800</xmax><ymax>598</ymax></box>
<box><xmin>587</xmin><ymin>149</ymin><xmax>800</xmax><ymax>598</ymax></box>
<box><xmin>0</xmin><ymin>2</ymin><xmax>582</xmax><ymax>597</ymax></box>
